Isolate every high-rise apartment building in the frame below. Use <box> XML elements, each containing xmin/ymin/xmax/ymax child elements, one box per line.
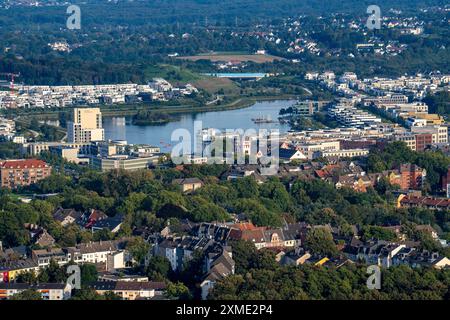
<box><xmin>67</xmin><ymin>108</ymin><xmax>105</xmax><ymax>143</ymax></box>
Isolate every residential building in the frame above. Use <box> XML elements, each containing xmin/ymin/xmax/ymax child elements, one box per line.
<box><xmin>0</xmin><ymin>259</ymin><xmax>39</xmax><ymax>283</ymax></box>
<box><xmin>64</xmin><ymin>240</ymin><xmax>128</xmax><ymax>266</ymax></box>
<box><xmin>172</xmin><ymin>178</ymin><xmax>204</xmax><ymax>193</ymax></box>
<box><xmin>67</xmin><ymin>108</ymin><xmax>105</xmax><ymax>143</ymax></box>
<box><xmin>52</xmin><ymin>208</ymin><xmax>82</xmax><ymax>227</ymax></box>
<box><xmin>200</xmin><ymin>248</ymin><xmax>235</xmax><ymax>300</ymax></box>
<box><xmin>0</xmin><ymin>283</ymin><xmax>72</xmax><ymax>300</ymax></box>
<box><xmin>319</xmin><ymin>148</ymin><xmax>369</xmax><ymax>158</ymax></box>
<box><xmin>293</xmin><ymin>100</ymin><xmax>330</xmax><ymax>116</ymax></box>
<box><xmin>397</xmin><ymin>195</ymin><xmax>450</xmax><ymax>210</ymax></box>
<box><xmin>0</xmin><ymin>159</ymin><xmax>51</xmax><ymax>189</ymax></box>
<box><xmin>91</xmin><ymin>281</ymin><xmax>164</xmax><ymax>300</ymax></box>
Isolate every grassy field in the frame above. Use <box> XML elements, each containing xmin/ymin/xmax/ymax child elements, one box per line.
<box><xmin>177</xmin><ymin>52</ymin><xmax>285</xmax><ymax>63</ymax></box>
<box><xmin>193</xmin><ymin>77</ymin><xmax>240</xmax><ymax>95</ymax></box>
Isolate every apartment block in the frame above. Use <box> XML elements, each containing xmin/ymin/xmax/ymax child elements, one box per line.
<box><xmin>67</xmin><ymin>108</ymin><xmax>104</xmax><ymax>143</ymax></box>
<box><xmin>0</xmin><ymin>159</ymin><xmax>51</xmax><ymax>189</ymax></box>
<box><xmin>0</xmin><ymin>283</ymin><xmax>72</xmax><ymax>300</ymax></box>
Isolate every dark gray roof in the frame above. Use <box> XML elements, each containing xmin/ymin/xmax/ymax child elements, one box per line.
<box><xmin>0</xmin><ymin>283</ymin><xmax>66</xmax><ymax>290</ymax></box>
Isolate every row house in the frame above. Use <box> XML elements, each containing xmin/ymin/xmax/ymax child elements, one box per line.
<box><xmin>397</xmin><ymin>195</ymin><xmax>450</xmax><ymax>210</ymax></box>
<box><xmin>65</xmin><ymin>240</ymin><xmax>129</xmax><ymax>266</ymax></box>
<box><xmin>200</xmin><ymin>247</ymin><xmax>235</xmax><ymax>300</ymax></box>
<box><xmin>90</xmin><ymin>281</ymin><xmax>165</xmax><ymax>300</ymax></box>
<box><xmin>228</xmin><ymin>222</ymin><xmax>306</xmax><ymax>250</ymax></box>
<box><xmin>154</xmin><ymin>236</ymin><xmax>215</xmax><ymax>271</ymax></box>
<box><xmin>0</xmin><ymin>283</ymin><xmax>72</xmax><ymax>300</ymax></box>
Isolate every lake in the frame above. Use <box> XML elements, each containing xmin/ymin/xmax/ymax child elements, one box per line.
<box><xmin>103</xmin><ymin>99</ymin><xmax>295</xmax><ymax>152</ymax></box>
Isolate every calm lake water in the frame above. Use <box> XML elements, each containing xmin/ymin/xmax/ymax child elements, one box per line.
<box><xmin>103</xmin><ymin>99</ymin><xmax>295</xmax><ymax>152</ymax></box>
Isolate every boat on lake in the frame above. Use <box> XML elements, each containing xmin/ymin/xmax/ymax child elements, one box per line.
<box><xmin>251</xmin><ymin>115</ymin><xmax>275</xmax><ymax>123</ymax></box>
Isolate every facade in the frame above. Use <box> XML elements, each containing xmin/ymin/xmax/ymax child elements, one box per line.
<box><xmin>67</xmin><ymin>108</ymin><xmax>104</xmax><ymax>143</ymax></box>
<box><xmin>397</xmin><ymin>195</ymin><xmax>450</xmax><ymax>210</ymax></box>
<box><xmin>363</xmin><ymin>94</ymin><xmax>408</xmax><ymax>106</ymax></box>
<box><xmin>0</xmin><ymin>159</ymin><xmax>51</xmax><ymax>189</ymax></box>
<box><xmin>172</xmin><ymin>178</ymin><xmax>204</xmax><ymax>193</ymax></box>
<box><xmin>399</xmin><ymin>164</ymin><xmax>426</xmax><ymax>190</ymax></box>
<box><xmin>89</xmin><ymin>155</ymin><xmax>158</xmax><ymax>171</ymax></box>
<box><xmin>319</xmin><ymin>148</ymin><xmax>369</xmax><ymax>158</ymax></box>
<box><xmin>0</xmin><ymin>259</ymin><xmax>40</xmax><ymax>283</ymax></box>
<box><xmin>294</xmin><ymin>100</ymin><xmax>330</xmax><ymax>116</ymax></box>
<box><xmin>200</xmin><ymin>248</ymin><xmax>235</xmax><ymax>300</ymax></box>
<box><xmin>91</xmin><ymin>281</ymin><xmax>161</xmax><ymax>300</ymax></box>
<box><xmin>65</xmin><ymin>240</ymin><xmax>128</xmax><ymax>266</ymax></box>
<box><xmin>0</xmin><ymin>283</ymin><xmax>72</xmax><ymax>300</ymax></box>
<box><xmin>22</xmin><ymin>141</ymin><xmax>91</xmax><ymax>156</ymax></box>
<box><xmin>411</xmin><ymin>125</ymin><xmax>448</xmax><ymax>144</ymax></box>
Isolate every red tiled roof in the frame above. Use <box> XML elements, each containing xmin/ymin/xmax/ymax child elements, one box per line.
<box><xmin>231</xmin><ymin>222</ymin><xmax>259</xmax><ymax>231</ymax></box>
<box><xmin>401</xmin><ymin>196</ymin><xmax>450</xmax><ymax>209</ymax></box>
<box><xmin>239</xmin><ymin>229</ymin><xmax>266</xmax><ymax>242</ymax></box>
<box><xmin>0</xmin><ymin>159</ymin><xmax>49</xmax><ymax>169</ymax></box>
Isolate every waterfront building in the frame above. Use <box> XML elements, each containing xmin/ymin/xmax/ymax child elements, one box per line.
<box><xmin>67</xmin><ymin>108</ymin><xmax>105</xmax><ymax>143</ymax></box>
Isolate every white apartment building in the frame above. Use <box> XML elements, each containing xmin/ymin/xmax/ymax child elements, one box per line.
<box><xmin>296</xmin><ymin>140</ymin><xmax>341</xmax><ymax>159</ymax></box>
<box><xmin>328</xmin><ymin>104</ymin><xmax>382</xmax><ymax>128</ymax></box>
<box><xmin>319</xmin><ymin>148</ymin><xmax>370</xmax><ymax>158</ymax></box>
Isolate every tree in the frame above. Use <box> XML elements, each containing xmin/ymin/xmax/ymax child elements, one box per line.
<box><xmin>361</xmin><ymin>226</ymin><xmax>397</xmax><ymax>241</ymax></box>
<box><xmin>80</xmin><ymin>264</ymin><xmax>98</xmax><ymax>286</ymax></box>
<box><xmin>166</xmin><ymin>281</ymin><xmax>191</xmax><ymax>300</ymax></box>
<box><xmin>146</xmin><ymin>256</ymin><xmax>172</xmax><ymax>279</ymax></box>
<box><xmin>305</xmin><ymin>227</ymin><xmax>339</xmax><ymax>257</ymax></box>
<box><xmin>16</xmin><ymin>271</ymin><xmax>37</xmax><ymax>284</ymax></box>
<box><xmin>10</xmin><ymin>289</ymin><xmax>42</xmax><ymax>300</ymax></box>
<box><xmin>126</xmin><ymin>237</ymin><xmax>150</xmax><ymax>266</ymax></box>
<box><xmin>70</xmin><ymin>288</ymin><xmax>104</xmax><ymax>300</ymax></box>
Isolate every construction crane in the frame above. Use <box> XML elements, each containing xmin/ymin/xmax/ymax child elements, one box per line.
<box><xmin>0</xmin><ymin>72</ymin><xmax>20</xmax><ymax>95</ymax></box>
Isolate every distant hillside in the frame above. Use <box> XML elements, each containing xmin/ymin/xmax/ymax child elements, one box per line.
<box><xmin>1</xmin><ymin>0</ymin><xmax>447</xmax><ymax>27</ymax></box>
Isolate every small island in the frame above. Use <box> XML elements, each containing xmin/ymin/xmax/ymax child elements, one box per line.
<box><xmin>132</xmin><ymin>110</ymin><xmax>180</xmax><ymax>125</ymax></box>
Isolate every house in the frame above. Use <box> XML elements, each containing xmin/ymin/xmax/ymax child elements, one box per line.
<box><xmin>200</xmin><ymin>247</ymin><xmax>235</xmax><ymax>300</ymax></box>
<box><xmin>279</xmin><ymin>148</ymin><xmax>307</xmax><ymax>163</ymax></box>
<box><xmin>97</xmin><ymin>271</ymin><xmax>149</xmax><ymax>283</ymax></box>
<box><xmin>281</xmin><ymin>250</ymin><xmax>311</xmax><ymax>266</ymax></box>
<box><xmin>24</xmin><ymin>224</ymin><xmax>55</xmax><ymax>247</ymax></box>
<box><xmin>32</xmin><ymin>248</ymin><xmax>68</xmax><ymax>267</ymax></box>
<box><xmin>334</xmin><ymin>175</ymin><xmax>372</xmax><ymax>192</ymax></box>
<box><xmin>65</xmin><ymin>239</ymin><xmax>128</xmax><ymax>266</ymax></box>
<box><xmin>0</xmin><ymin>245</ymin><xmax>28</xmax><ymax>261</ymax></box>
<box><xmin>228</xmin><ymin>222</ymin><xmax>306</xmax><ymax>250</ymax></box>
<box><xmin>194</xmin><ymin>223</ymin><xmax>233</xmax><ymax>243</ymax></box>
<box><xmin>0</xmin><ymin>259</ymin><xmax>40</xmax><ymax>283</ymax></box>
<box><xmin>397</xmin><ymin>195</ymin><xmax>450</xmax><ymax>210</ymax></box>
<box><xmin>82</xmin><ymin>209</ymin><xmax>109</xmax><ymax>228</ymax></box>
<box><xmin>32</xmin><ymin>229</ymin><xmax>55</xmax><ymax>248</ymax></box>
<box><xmin>432</xmin><ymin>257</ymin><xmax>450</xmax><ymax>269</ymax></box>
<box><xmin>415</xmin><ymin>225</ymin><xmax>439</xmax><ymax>239</ymax></box>
<box><xmin>91</xmin><ymin>281</ymin><xmax>160</xmax><ymax>300</ymax></box>
<box><xmin>172</xmin><ymin>178</ymin><xmax>204</xmax><ymax>193</ymax></box>
<box><xmin>0</xmin><ymin>283</ymin><xmax>72</xmax><ymax>300</ymax></box>
<box><xmin>53</xmin><ymin>207</ymin><xmax>82</xmax><ymax>226</ymax></box>
<box><xmin>90</xmin><ymin>214</ymin><xmax>124</xmax><ymax>233</ymax></box>
<box><xmin>154</xmin><ymin>237</ymin><xmax>215</xmax><ymax>271</ymax></box>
